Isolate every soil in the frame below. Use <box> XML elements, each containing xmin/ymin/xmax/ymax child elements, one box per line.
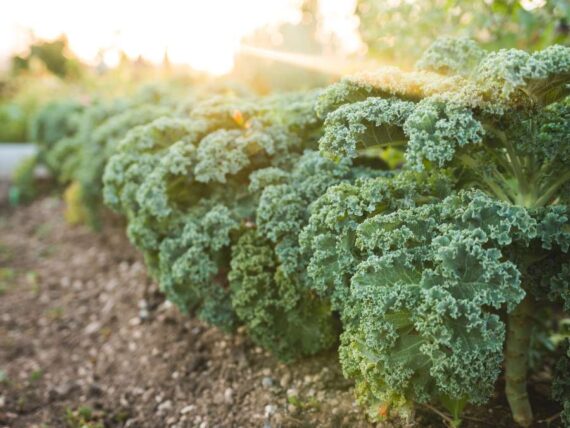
<box><xmin>0</xmin><ymin>193</ymin><xmax>564</xmax><ymax>428</ymax></box>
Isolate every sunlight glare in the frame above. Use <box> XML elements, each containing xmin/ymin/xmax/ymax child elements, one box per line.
<box><xmin>0</xmin><ymin>0</ymin><xmax>361</xmax><ymax>75</ymax></box>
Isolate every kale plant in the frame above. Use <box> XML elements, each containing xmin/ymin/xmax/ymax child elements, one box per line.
<box><xmin>229</xmin><ymin>150</ymin><xmax>375</xmax><ymax>360</ymax></box>
<box><xmin>103</xmin><ymin>92</ymin><xmax>327</xmax><ymax>334</ymax></box>
<box><xmin>310</xmin><ymin>39</ymin><xmax>570</xmax><ymax>426</ymax></box>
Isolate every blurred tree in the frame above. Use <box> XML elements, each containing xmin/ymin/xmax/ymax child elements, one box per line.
<box><xmin>11</xmin><ymin>36</ymin><xmax>83</xmax><ymax>79</ymax></box>
<box><xmin>357</xmin><ymin>0</ymin><xmax>570</xmax><ymax>66</ymax></box>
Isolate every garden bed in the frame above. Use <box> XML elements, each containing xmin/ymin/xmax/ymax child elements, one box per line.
<box><xmin>0</xmin><ymin>196</ymin><xmax>563</xmax><ymax>427</ymax></box>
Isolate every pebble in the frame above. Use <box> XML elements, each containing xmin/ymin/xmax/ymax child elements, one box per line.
<box><xmin>180</xmin><ymin>404</ymin><xmax>196</xmax><ymax>415</ymax></box>
<box><xmin>105</xmin><ymin>279</ymin><xmax>118</xmax><ymax>291</ymax></box>
<box><xmin>287</xmin><ymin>404</ymin><xmax>298</xmax><ymax>415</ymax></box>
<box><xmin>84</xmin><ymin>321</ymin><xmax>101</xmax><ymax>335</ymax></box>
<box><xmin>286</xmin><ymin>388</ymin><xmax>298</xmax><ymax>398</ymax></box>
<box><xmin>132</xmin><ymin>387</ymin><xmax>145</xmax><ymax>396</ymax></box>
<box><xmin>261</xmin><ymin>377</ymin><xmax>273</xmax><ymax>389</ymax></box>
<box><xmin>279</xmin><ymin>373</ymin><xmax>291</xmax><ymax>388</ymax></box>
<box><xmin>223</xmin><ymin>387</ymin><xmax>234</xmax><ymax>404</ymax></box>
<box><xmin>120</xmin><ymin>395</ymin><xmax>129</xmax><ymax>407</ymax></box>
<box><xmin>49</xmin><ymin>381</ymin><xmax>77</xmax><ymax>399</ymax></box>
<box><xmin>0</xmin><ymin>395</ymin><xmax>4</xmax><ymax>407</ymax></box>
<box><xmin>158</xmin><ymin>400</ymin><xmax>173</xmax><ymax>414</ymax></box>
<box><xmin>139</xmin><ymin>308</ymin><xmax>150</xmax><ymax>321</ymax></box>
<box><xmin>264</xmin><ymin>404</ymin><xmax>276</xmax><ymax>417</ymax></box>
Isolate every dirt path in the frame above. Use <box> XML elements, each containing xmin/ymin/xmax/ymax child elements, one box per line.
<box><xmin>0</xmin><ymin>197</ymin><xmax>560</xmax><ymax>427</ymax></box>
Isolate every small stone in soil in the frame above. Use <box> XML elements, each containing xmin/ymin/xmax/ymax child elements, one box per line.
<box><xmin>264</xmin><ymin>404</ymin><xmax>277</xmax><ymax>417</ymax></box>
<box><xmin>286</xmin><ymin>388</ymin><xmax>298</xmax><ymax>398</ymax></box>
<box><xmin>224</xmin><ymin>387</ymin><xmax>234</xmax><ymax>404</ymax></box>
<box><xmin>261</xmin><ymin>376</ymin><xmax>273</xmax><ymax>389</ymax></box>
<box><xmin>180</xmin><ymin>404</ymin><xmax>196</xmax><ymax>415</ymax></box>
<box><xmin>158</xmin><ymin>400</ymin><xmax>173</xmax><ymax>414</ymax></box>
<box><xmin>279</xmin><ymin>373</ymin><xmax>291</xmax><ymax>388</ymax></box>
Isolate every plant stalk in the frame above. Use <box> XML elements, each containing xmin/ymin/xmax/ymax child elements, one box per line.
<box><xmin>505</xmin><ymin>297</ymin><xmax>534</xmax><ymax>427</ymax></box>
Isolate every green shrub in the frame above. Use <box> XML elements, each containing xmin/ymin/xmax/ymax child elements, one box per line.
<box><xmin>0</xmin><ymin>103</ymin><xmax>28</xmax><ymax>142</ymax></box>
<box><xmin>10</xmin><ymin>155</ymin><xmax>38</xmax><ymax>204</ymax></box>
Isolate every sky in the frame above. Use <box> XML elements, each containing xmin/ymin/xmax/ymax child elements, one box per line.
<box><xmin>0</xmin><ymin>0</ymin><xmax>361</xmax><ymax>74</ymax></box>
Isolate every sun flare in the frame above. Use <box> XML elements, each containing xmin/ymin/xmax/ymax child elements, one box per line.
<box><xmin>0</xmin><ymin>0</ymin><xmax>360</xmax><ymax>75</ymax></box>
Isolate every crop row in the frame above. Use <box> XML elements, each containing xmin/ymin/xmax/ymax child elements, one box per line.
<box><xmin>18</xmin><ymin>38</ymin><xmax>570</xmax><ymax>427</ymax></box>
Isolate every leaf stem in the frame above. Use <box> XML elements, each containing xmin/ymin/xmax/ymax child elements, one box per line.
<box><xmin>535</xmin><ymin>170</ymin><xmax>570</xmax><ymax>207</ymax></box>
<box><xmin>505</xmin><ymin>297</ymin><xmax>534</xmax><ymax>427</ymax></box>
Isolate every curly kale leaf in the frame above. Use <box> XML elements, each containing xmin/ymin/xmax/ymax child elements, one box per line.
<box><xmin>548</xmin><ymin>263</ymin><xmax>570</xmax><ymax>312</ymax></box>
<box><xmin>46</xmin><ymin>98</ymin><xmax>129</xmax><ymax>183</ymax></box>
<box><xmin>103</xmin><ymin>117</ymin><xmax>198</xmax><ymax>216</ymax></box>
<box><xmin>403</xmin><ymin>98</ymin><xmax>484</xmax><ymax>169</ymax></box>
<box><xmin>301</xmin><ymin>171</ymin><xmax>452</xmax><ymax>315</ymax></box>
<box><xmin>228</xmin><ymin>151</ymin><xmax>358</xmax><ymax>360</ymax></box>
<box><xmin>158</xmin><ymin>204</ymin><xmax>239</xmax><ymax>330</ymax></box>
<box><xmin>230</xmin><ymin>230</ymin><xmax>337</xmax><ymax>361</ymax></box>
<box><xmin>316</xmin><ymin>68</ymin><xmax>460</xmax><ymax>119</ymax></box>
<box><xmin>318</xmin><ymin>45</ymin><xmax>570</xmax><ymax>209</ymax></box>
<box><xmin>30</xmin><ymin>99</ymin><xmax>85</xmax><ymax>178</ymax></box>
<box><xmin>262</xmin><ymin>90</ymin><xmax>323</xmax><ymax>136</ymax></box>
<box><xmin>77</xmin><ymin>104</ymin><xmax>172</xmax><ymax>227</ymax></box>
<box><xmin>319</xmin><ymin>98</ymin><xmax>414</xmax><ymax>161</ymax></box>
<box><xmin>29</xmin><ymin>99</ymin><xmax>84</xmax><ymax>150</ymax></box>
<box><xmin>103</xmin><ymin>92</ymin><xmax>323</xmax><ymax>331</ymax></box>
<box><xmin>194</xmin><ymin>123</ymin><xmax>298</xmax><ymax>183</ymax></box>
<box><xmin>404</xmin><ymin>98</ymin><xmax>570</xmax><ymax>208</ymax></box>
<box><xmin>416</xmin><ymin>37</ymin><xmax>486</xmax><ymax>76</ymax></box>
<box><xmin>341</xmin><ymin>191</ymin><xmax>531</xmax><ymax>419</ymax></box>
<box><xmin>255</xmin><ymin>151</ymin><xmax>352</xmax><ymax>240</ymax></box>
<box><xmin>474</xmin><ymin>44</ymin><xmax>570</xmax><ymax>106</ymax></box>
